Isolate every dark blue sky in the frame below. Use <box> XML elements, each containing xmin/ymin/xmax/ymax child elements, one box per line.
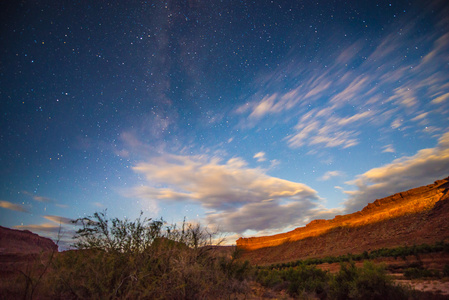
<box><xmin>1</xmin><ymin>0</ymin><xmax>448</xmax><ymax>246</ymax></box>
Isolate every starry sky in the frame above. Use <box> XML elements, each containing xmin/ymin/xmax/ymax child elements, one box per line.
<box><xmin>1</xmin><ymin>0</ymin><xmax>449</xmax><ymax>248</ymax></box>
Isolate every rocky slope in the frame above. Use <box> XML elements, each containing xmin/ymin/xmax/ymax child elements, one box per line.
<box><xmin>237</xmin><ymin>177</ymin><xmax>449</xmax><ymax>264</ymax></box>
<box><xmin>0</xmin><ymin>226</ymin><xmax>58</xmax><ymax>254</ymax></box>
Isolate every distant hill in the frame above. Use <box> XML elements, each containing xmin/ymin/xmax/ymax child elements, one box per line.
<box><xmin>0</xmin><ymin>226</ymin><xmax>58</xmax><ymax>255</ymax></box>
<box><xmin>237</xmin><ymin>177</ymin><xmax>449</xmax><ymax>265</ymax></box>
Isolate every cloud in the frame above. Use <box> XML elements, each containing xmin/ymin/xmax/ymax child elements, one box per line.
<box><xmin>235</xmin><ymin>72</ymin><xmax>333</xmax><ymax>125</ymax></box>
<box><xmin>14</xmin><ymin>223</ymin><xmax>63</xmax><ymax>233</ymax></box>
<box><xmin>391</xmin><ymin>119</ymin><xmax>402</xmax><ymax>129</ymax></box>
<box><xmin>33</xmin><ymin>196</ymin><xmax>54</xmax><ymax>203</ymax></box>
<box><xmin>248</xmin><ymin>94</ymin><xmax>279</xmax><ymax>119</ymax></box>
<box><xmin>287</xmin><ymin>111</ymin><xmax>372</xmax><ymax>149</ymax></box>
<box><xmin>44</xmin><ymin>215</ymin><xmax>74</xmax><ymax>225</ymax></box>
<box><xmin>236</xmin><ymin>10</ymin><xmax>449</xmax><ymax>152</ymax></box>
<box><xmin>388</xmin><ymin>87</ymin><xmax>418</xmax><ymax>108</ymax></box>
<box><xmin>330</xmin><ymin>76</ymin><xmax>370</xmax><ymax>106</ymax></box>
<box><xmin>382</xmin><ymin>144</ymin><xmax>395</xmax><ymax>153</ymax></box>
<box><xmin>92</xmin><ymin>202</ymin><xmax>105</xmax><ymax>208</ymax></box>
<box><xmin>129</xmin><ymin>154</ymin><xmax>319</xmax><ymax>234</ymax></box>
<box><xmin>14</xmin><ymin>222</ymin><xmax>77</xmax><ymax>250</ymax></box>
<box><xmin>0</xmin><ymin>200</ymin><xmax>29</xmax><ymax>213</ymax></box>
<box><xmin>431</xmin><ymin>92</ymin><xmax>449</xmax><ymax>105</ymax></box>
<box><xmin>343</xmin><ymin>132</ymin><xmax>449</xmax><ymax>213</ymax></box>
<box><xmin>206</xmin><ymin>199</ymin><xmax>316</xmax><ymax>234</ymax></box>
<box><xmin>320</xmin><ymin>171</ymin><xmax>344</xmax><ymax>181</ymax></box>
<box><xmin>22</xmin><ymin>191</ymin><xmax>55</xmax><ymax>203</ymax></box>
<box><xmin>253</xmin><ymin>151</ymin><xmax>266</xmax><ymax>162</ymax></box>
<box><xmin>118</xmin><ymin>131</ymin><xmax>162</xmax><ymax>156</ymax></box>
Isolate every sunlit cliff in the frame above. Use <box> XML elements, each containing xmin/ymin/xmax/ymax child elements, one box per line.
<box><xmin>237</xmin><ymin>177</ymin><xmax>449</xmax><ymax>251</ymax></box>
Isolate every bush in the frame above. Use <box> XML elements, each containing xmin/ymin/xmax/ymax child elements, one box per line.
<box><xmin>403</xmin><ymin>267</ymin><xmax>441</xmax><ymax>279</ymax></box>
<box><xmin>45</xmin><ymin>211</ymin><xmax>251</xmax><ymax>299</ymax></box>
<box><xmin>256</xmin><ymin>268</ymin><xmax>283</xmax><ymax>288</ymax></box>
<box><xmin>257</xmin><ymin>261</ymin><xmax>411</xmax><ymax>299</ymax></box>
<box><xmin>281</xmin><ymin>265</ymin><xmax>329</xmax><ymax>297</ymax></box>
<box><xmin>328</xmin><ymin>262</ymin><xmax>410</xmax><ymax>300</ymax></box>
<box><xmin>348</xmin><ymin>261</ymin><xmax>406</xmax><ymax>300</ymax></box>
<box><xmin>329</xmin><ymin>262</ymin><xmax>359</xmax><ymax>300</ymax></box>
<box><xmin>257</xmin><ymin>264</ymin><xmax>329</xmax><ymax>297</ymax></box>
<box><xmin>443</xmin><ymin>264</ymin><xmax>449</xmax><ymax>277</ymax></box>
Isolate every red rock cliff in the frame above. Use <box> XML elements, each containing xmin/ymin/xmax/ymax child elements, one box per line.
<box><xmin>236</xmin><ymin>177</ymin><xmax>449</xmax><ymax>251</ymax></box>
<box><xmin>0</xmin><ymin>226</ymin><xmax>58</xmax><ymax>254</ymax></box>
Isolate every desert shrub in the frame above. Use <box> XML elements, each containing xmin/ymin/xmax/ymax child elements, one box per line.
<box><xmin>329</xmin><ymin>262</ymin><xmax>359</xmax><ymax>300</ymax></box>
<box><xmin>71</xmin><ymin>211</ymin><xmax>166</xmax><ymax>252</ymax></box>
<box><xmin>330</xmin><ymin>261</ymin><xmax>409</xmax><ymax>300</ymax></box>
<box><xmin>46</xmin><ymin>211</ymin><xmax>250</xmax><ymax>299</ymax></box>
<box><xmin>443</xmin><ymin>264</ymin><xmax>449</xmax><ymax>277</ymax></box>
<box><xmin>258</xmin><ymin>262</ymin><xmax>410</xmax><ymax>299</ymax></box>
<box><xmin>403</xmin><ymin>267</ymin><xmax>440</xmax><ymax>279</ymax></box>
<box><xmin>257</xmin><ymin>264</ymin><xmax>329</xmax><ymax>297</ymax></box>
<box><xmin>256</xmin><ymin>268</ymin><xmax>283</xmax><ymax>288</ymax></box>
<box><xmin>349</xmin><ymin>261</ymin><xmax>407</xmax><ymax>300</ymax></box>
<box><xmin>5</xmin><ymin>251</ymin><xmax>56</xmax><ymax>300</ymax></box>
<box><xmin>281</xmin><ymin>265</ymin><xmax>329</xmax><ymax>297</ymax></box>
<box><xmin>220</xmin><ymin>258</ymin><xmax>252</xmax><ymax>281</ymax></box>
<box><xmin>267</xmin><ymin>241</ymin><xmax>449</xmax><ymax>271</ymax></box>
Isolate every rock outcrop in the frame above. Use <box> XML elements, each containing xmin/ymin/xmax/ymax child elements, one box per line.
<box><xmin>0</xmin><ymin>226</ymin><xmax>58</xmax><ymax>255</ymax></box>
<box><xmin>237</xmin><ymin>177</ymin><xmax>449</xmax><ymax>251</ymax></box>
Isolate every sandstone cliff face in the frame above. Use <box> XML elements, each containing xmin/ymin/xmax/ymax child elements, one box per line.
<box><xmin>237</xmin><ymin>177</ymin><xmax>449</xmax><ymax>251</ymax></box>
<box><xmin>0</xmin><ymin>226</ymin><xmax>58</xmax><ymax>254</ymax></box>
<box><xmin>240</xmin><ymin>197</ymin><xmax>449</xmax><ymax>265</ymax></box>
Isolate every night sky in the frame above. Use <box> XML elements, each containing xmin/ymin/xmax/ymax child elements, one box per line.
<box><xmin>1</xmin><ymin>0</ymin><xmax>449</xmax><ymax>247</ymax></box>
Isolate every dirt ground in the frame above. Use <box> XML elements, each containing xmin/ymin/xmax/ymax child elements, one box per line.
<box><xmin>396</xmin><ymin>279</ymin><xmax>449</xmax><ymax>296</ymax></box>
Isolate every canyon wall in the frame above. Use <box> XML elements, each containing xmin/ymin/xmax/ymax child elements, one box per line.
<box><xmin>237</xmin><ymin>177</ymin><xmax>449</xmax><ymax>251</ymax></box>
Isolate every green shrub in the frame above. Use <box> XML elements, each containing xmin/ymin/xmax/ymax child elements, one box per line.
<box><xmin>256</xmin><ymin>268</ymin><xmax>283</xmax><ymax>288</ymax></box>
<box><xmin>351</xmin><ymin>262</ymin><xmax>405</xmax><ymax>299</ymax></box>
<box><xmin>329</xmin><ymin>262</ymin><xmax>359</xmax><ymax>300</ymax></box>
<box><xmin>403</xmin><ymin>267</ymin><xmax>440</xmax><ymax>279</ymax></box>
<box><xmin>281</xmin><ymin>265</ymin><xmax>329</xmax><ymax>297</ymax></box>
<box><xmin>45</xmin><ymin>211</ymin><xmax>251</xmax><ymax>299</ymax></box>
<box><xmin>329</xmin><ymin>262</ymin><xmax>409</xmax><ymax>300</ymax></box>
<box><xmin>258</xmin><ymin>261</ymin><xmax>410</xmax><ymax>299</ymax></box>
<box><xmin>443</xmin><ymin>264</ymin><xmax>449</xmax><ymax>277</ymax></box>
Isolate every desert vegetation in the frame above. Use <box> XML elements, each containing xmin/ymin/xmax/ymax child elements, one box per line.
<box><xmin>263</xmin><ymin>241</ymin><xmax>449</xmax><ymax>270</ymax></box>
<box><xmin>4</xmin><ymin>211</ymin><xmax>449</xmax><ymax>299</ymax></box>
<box><xmin>7</xmin><ymin>211</ymin><xmax>251</xmax><ymax>299</ymax></box>
<box><xmin>255</xmin><ymin>261</ymin><xmax>411</xmax><ymax>299</ymax></box>
<box><xmin>402</xmin><ymin>262</ymin><xmax>449</xmax><ymax>280</ymax></box>
<box><xmin>251</xmin><ymin>241</ymin><xmax>449</xmax><ymax>299</ymax></box>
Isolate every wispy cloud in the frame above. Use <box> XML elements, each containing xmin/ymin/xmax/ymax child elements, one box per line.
<box><xmin>411</xmin><ymin>112</ymin><xmax>429</xmax><ymax>122</ymax></box>
<box><xmin>14</xmin><ymin>223</ymin><xmax>63</xmax><ymax>233</ymax></box>
<box><xmin>253</xmin><ymin>151</ymin><xmax>266</xmax><ymax>162</ymax></box>
<box><xmin>14</xmin><ymin>222</ymin><xmax>77</xmax><ymax>250</ymax></box>
<box><xmin>382</xmin><ymin>144</ymin><xmax>395</xmax><ymax>153</ymax></box>
<box><xmin>128</xmin><ymin>154</ymin><xmax>319</xmax><ymax>234</ymax></box>
<box><xmin>320</xmin><ymin>171</ymin><xmax>344</xmax><ymax>181</ymax></box>
<box><xmin>44</xmin><ymin>215</ymin><xmax>74</xmax><ymax>225</ymax></box>
<box><xmin>431</xmin><ymin>92</ymin><xmax>449</xmax><ymax>105</ymax></box>
<box><xmin>344</xmin><ymin>132</ymin><xmax>449</xmax><ymax>213</ymax></box>
<box><xmin>33</xmin><ymin>196</ymin><xmax>54</xmax><ymax>203</ymax></box>
<box><xmin>0</xmin><ymin>200</ymin><xmax>29</xmax><ymax>213</ymax></box>
<box><xmin>286</xmin><ymin>110</ymin><xmax>372</xmax><ymax>149</ymax></box>
<box><xmin>22</xmin><ymin>191</ymin><xmax>55</xmax><ymax>203</ymax></box>
<box><xmin>387</xmin><ymin>87</ymin><xmax>418</xmax><ymax>108</ymax></box>
<box><xmin>92</xmin><ymin>202</ymin><xmax>105</xmax><ymax>208</ymax></box>
<box><xmin>236</xmin><ymin>11</ymin><xmax>449</xmax><ymax>152</ymax></box>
